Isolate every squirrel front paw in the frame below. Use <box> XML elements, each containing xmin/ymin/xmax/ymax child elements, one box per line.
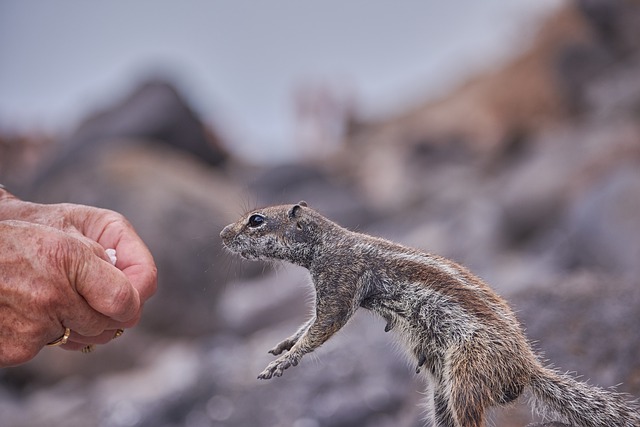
<box><xmin>268</xmin><ymin>338</ymin><xmax>297</xmax><ymax>355</ymax></box>
<box><xmin>258</xmin><ymin>354</ymin><xmax>299</xmax><ymax>380</ymax></box>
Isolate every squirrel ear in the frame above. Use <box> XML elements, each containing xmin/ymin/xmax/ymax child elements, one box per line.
<box><xmin>289</xmin><ymin>203</ymin><xmax>304</xmax><ymax>219</ymax></box>
<box><xmin>298</xmin><ymin>200</ymin><xmax>308</xmax><ymax>207</ymax></box>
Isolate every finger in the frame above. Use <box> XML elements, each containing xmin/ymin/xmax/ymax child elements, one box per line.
<box><xmin>78</xmin><ymin>210</ymin><xmax>158</xmax><ymax>303</ymax></box>
<box><xmin>66</xmin><ymin>329</ymin><xmax>121</xmax><ymax>345</ymax></box>
<box><xmin>61</xmin><ymin>306</ymin><xmax>112</xmax><ymax>337</ymax></box>
<box><xmin>59</xmin><ymin>305</ymin><xmax>130</xmax><ymax>340</ymax></box>
<box><xmin>73</xmin><ymin>251</ymin><xmax>141</xmax><ymax>323</ymax></box>
<box><xmin>103</xmin><ymin>228</ymin><xmax>157</xmax><ymax>302</ymax></box>
<box><xmin>60</xmin><ymin>341</ymin><xmax>91</xmax><ymax>352</ymax></box>
<box><xmin>61</xmin><ymin>328</ymin><xmax>126</xmax><ymax>352</ymax></box>
<box><xmin>119</xmin><ymin>262</ymin><xmax>157</xmax><ymax>302</ymax></box>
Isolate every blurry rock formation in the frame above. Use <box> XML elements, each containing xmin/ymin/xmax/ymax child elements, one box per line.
<box><xmin>1</xmin><ymin>1</ymin><xmax>639</xmax><ymax>426</ymax></box>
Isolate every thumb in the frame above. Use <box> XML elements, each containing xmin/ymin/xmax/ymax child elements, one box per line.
<box><xmin>74</xmin><ymin>255</ymin><xmax>141</xmax><ymax>323</ymax></box>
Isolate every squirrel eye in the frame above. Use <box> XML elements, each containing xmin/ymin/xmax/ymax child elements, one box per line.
<box><xmin>247</xmin><ymin>214</ymin><xmax>265</xmax><ymax>228</ymax></box>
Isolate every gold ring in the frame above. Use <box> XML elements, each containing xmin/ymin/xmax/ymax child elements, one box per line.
<box><xmin>113</xmin><ymin>329</ymin><xmax>124</xmax><ymax>339</ymax></box>
<box><xmin>47</xmin><ymin>327</ymin><xmax>71</xmax><ymax>347</ymax></box>
<box><xmin>81</xmin><ymin>345</ymin><xmax>95</xmax><ymax>354</ymax></box>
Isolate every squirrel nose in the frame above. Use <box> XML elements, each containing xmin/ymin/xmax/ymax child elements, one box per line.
<box><xmin>220</xmin><ymin>224</ymin><xmax>234</xmax><ymax>242</ymax></box>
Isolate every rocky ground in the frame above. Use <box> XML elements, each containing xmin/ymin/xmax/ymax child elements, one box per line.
<box><xmin>1</xmin><ymin>1</ymin><xmax>639</xmax><ymax>426</ymax></box>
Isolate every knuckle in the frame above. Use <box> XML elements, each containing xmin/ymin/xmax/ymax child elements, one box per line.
<box><xmin>47</xmin><ymin>234</ymin><xmax>72</xmax><ymax>264</ymax></box>
<box><xmin>104</xmin><ymin>283</ymin><xmax>139</xmax><ymax>321</ymax></box>
<box><xmin>45</xmin><ymin>233</ymin><xmax>88</xmax><ymax>279</ymax></box>
<box><xmin>2</xmin><ymin>344</ymin><xmax>38</xmax><ymax>366</ymax></box>
<box><xmin>103</xmin><ymin>211</ymin><xmax>132</xmax><ymax>232</ymax></box>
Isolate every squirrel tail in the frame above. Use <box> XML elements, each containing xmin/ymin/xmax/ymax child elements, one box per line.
<box><xmin>528</xmin><ymin>365</ymin><xmax>640</xmax><ymax>427</ymax></box>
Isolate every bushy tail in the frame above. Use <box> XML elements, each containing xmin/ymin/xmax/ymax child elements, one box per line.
<box><xmin>529</xmin><ymin>366</ymin><xmax>640</xmax><ymax>427</ymax></box>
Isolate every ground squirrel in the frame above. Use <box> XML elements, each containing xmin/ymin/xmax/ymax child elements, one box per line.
<box><xmin>220</xmin><ymin>202</ymin><xmax>640</xmax><ymax>427</ymax></box>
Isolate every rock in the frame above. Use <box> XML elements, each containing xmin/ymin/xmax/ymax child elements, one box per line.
<box><xmin>560</xmin><ymin>164</ymin><xmax>640</xmax><ymax>279</ymax></box>
<box><xmin>513</xmin><ymin>272</ymin><xmax>640</xmax><ymax>395</ymax></box>
<box><xmin>37</xmin><ymin>79</ymin><xmax>228</xmax><ymax>179</ymax></box>
<box><xmin>578</xmin><ymin>0</ymin><xmax>640</xmax><ymax>56</ymax></box>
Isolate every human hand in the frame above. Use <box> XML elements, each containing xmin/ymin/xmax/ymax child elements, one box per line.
<box><xmin>0</xmin><ymin>220</ymin><xmax>143</xmax><ymax>366</ymax></box>
<box><xmin>0</xmin><ymin>192</ymin><xmax>157</xmax><ymax>365</ymax></box>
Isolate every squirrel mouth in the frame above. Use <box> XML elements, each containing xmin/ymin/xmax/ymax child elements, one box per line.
<box><xmin>239</xmin><ymin>250</ymin><xmax>257</xmax><ymax>260</ymax></box>
<box><xmin>221</xmin><ymin>239</ymin><xmax>241</xmax><ymax>256</ymax></box>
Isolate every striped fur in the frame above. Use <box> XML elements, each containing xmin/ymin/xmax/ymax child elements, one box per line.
<box><xmin>220</xmin><ymin>202</ymin><xmax>640</xmax><ymax>427</ymax></box>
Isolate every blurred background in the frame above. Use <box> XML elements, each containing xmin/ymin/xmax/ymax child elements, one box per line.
<box><xmin>1</xmin><ymin>1</ymin><xmax>639</xmax><ymax>426</ymax></box>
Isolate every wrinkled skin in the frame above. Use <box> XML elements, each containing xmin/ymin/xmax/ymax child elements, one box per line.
<box><xmin>0</xmin><ymin>190</ymin><xmax>157</xmax><ymax>366</ymax></box>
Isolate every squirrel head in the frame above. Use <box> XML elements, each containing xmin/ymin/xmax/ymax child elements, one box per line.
<box><xmin>220</xmin><ymin>201</ymin><xmax>318</xmax><ymax>266</ymax></box>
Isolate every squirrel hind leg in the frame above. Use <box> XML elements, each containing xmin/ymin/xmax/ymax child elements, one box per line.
<box><xmin>450</xmin><ymin>396</ymin><xmax>486</xmax><ymax>427</ymax></box>
<box><xmin>449</xmin><ymin>385</ymin><xmax>487</xmax><ymax>427</ymax></box>
<box><xmin>432</xmin><ymin>382</ymin><xmax>486</xmax><ymax>427</ymax></box>
<box><xmin>433</xmin><ymin>387</ymin><xmax>457</xmax><ymax>427</ymax></box>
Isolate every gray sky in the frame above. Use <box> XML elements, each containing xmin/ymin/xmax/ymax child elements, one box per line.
<box><xmin>0</xmin><ymin>0</ymin><xmax>563</xmax><ymax>162</ymax></box>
